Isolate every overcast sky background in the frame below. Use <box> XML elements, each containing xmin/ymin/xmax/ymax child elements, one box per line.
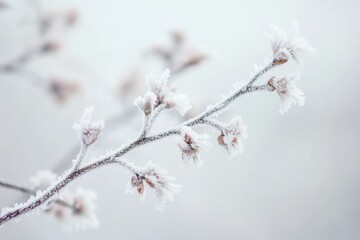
<box><xmin>0</xmin><ymin>0</ymin><xmax>359</xmax><ymax>239</ymax></box>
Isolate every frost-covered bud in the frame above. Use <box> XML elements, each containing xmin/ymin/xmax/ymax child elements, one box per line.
<box><xmin>164</xmin><ymin>92</ymin><xmax>191</xmax><ymax>116</ymax></box>
<box><xmin>70</xmin><ymin>188</ymin><xmax>99</xmax><ymax>229</ymax></box>
<box><xmin>45</xmin><ymin>189</ymin><xmax>98</xmax><ymax>230</ymax></box>
<box><xmin>266</xmin><ymin>22</ymin><xmax>314</xmax><ymax>65</ymax></box>
<box><xmin>217</xmin><ymin>116</ymin><xmax>248</xmax><ymax>158</ymax></box>
<box><xmin>44</xmin><ymin>191</ymin><xmax>73</xmax><ymax>220</ymax></box>
<box><xmin>73</xmin><ymin>107</ymin><xmax>105</xmax><ymax>146</ymax></box>
<box><xmin>41</xmin><ymin>41</ymin><xmax>61</xmax><ymax>53</ymax></box>
<box><xmin>146</xmin><ymin>69</ymin><xmax>171</xmax><ymax>105</ymax></box>
<box><xmin>177</xmin><ymin>127</ymin><xmax>210</xmax><ymax>166</ymax></box>
<box><xmin>64</xmin><ymin>8</ymin><xmax>78</xmax><ymax>26</ymax></box>
<box><xmin>127</xmin><ymin>162</ymin><xmax>181</xmax><ymax>211</ymax></box>
<box><xmin>134</xmin><ymin>91</ymin><xmax>157</xmax><ymax>115</ymax></box>
<box><xmin>267</xmin><ymin>72</ymin><xmax>305</xmax><ymax>114</ymax></box>
<box><xmin>146</xmin><ymin>69</ymin><xmax>191</xmax><ymax>116</ymax></box>
<box><xmin>49</xmin><ymin>78</ymin><xmax>79</xmax><ymax>103</ymax></box>
<box><xmin>30</xmin><ymin>170</ymin><xmax>57</xmax><ymax>190</ymax></box>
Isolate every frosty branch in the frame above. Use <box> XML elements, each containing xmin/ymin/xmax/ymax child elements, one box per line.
<box><xmin>0</xmin><ymin>22</ymin><xmax>314</xmax><ymax>228</ymax></box>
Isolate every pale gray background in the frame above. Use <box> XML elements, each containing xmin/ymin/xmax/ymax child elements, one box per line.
<box><xmin>0</xmin><ymin>0</ymin><xmax>359</xmax><ymax>239</ymax></box>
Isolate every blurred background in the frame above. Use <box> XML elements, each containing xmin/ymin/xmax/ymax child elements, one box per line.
<box><xmin>0</xmin><ymin>0</ymin><xmax>359</xmax><ymax>239</ymax></box>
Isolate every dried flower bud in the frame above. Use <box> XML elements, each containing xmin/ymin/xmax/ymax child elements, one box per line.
<box><xmin>172</xmin><ymin>30</ymin><xmax>186</xmax><ymax>45</ymax></box>
<box><xmin>180</xmin><ymin>51</ymin><xmax>207</xmax><ymax>70</ymax></box>
<box><xmin>49</xmin><ymin>78</ymin><xmax>79</xmax><ymax>102</ymax></box>
<box><xmin>127</xmin><ymin>162</ymin><xmax>181</xmax><ymax>210</ymax></box>
<box><xmin>65</xmin><ymin>8</ymin><xmax>78</xmax><ymax>26</ymax></box>
<box><xmin>146</xmin><ymin>69</ymin><xmax>191</xmax><ymax>115</ymax></box>
<box><xmin>266</xmin><ymin>77</ymin><xmax>276</xmax><ymax>91</ymax></box>
<box><xmin>272</xmin><ymin>48</ymin><xmax>290</xmax><ymax>65</ymax></box>
<box><xmin>217</xmin><ymin>116</ymin><xmax>248</xmax><ymax>158</ymax></box>
<box><xmin>177</xmin><ymin>127</ymin><xmax>210</xmax><ymax>166</ymax></box>
<box><xmin>41</xmin><ymin>41</ymin><xmax>61</xmax><ymax>53</ymax></box>
<box><xmin>266</xmin><ymin>22</ymin><xmax>314</xmax><ymax>64</ymax></box>
<box><xmin>73</xmin><ymin>107</ymin><xmax>105</xmax><ymax>146</ymax></box>
<box><xmin>131</xmin><ymin>175</ymin><xmax>145</xmax><ymax>194</ymax></box>
<box><xmin>269</xmin><ymin>72</ymin><xmax>305</xmax><ymax>114</ymax></box>
<box><xmin>134</xmin><ymin>91</ymin><xmax>157</xmax><ymax>115</ymax></box>
<box><xmin>44</xmin><ymin>188</ymin><xmax>98</xmax><ymax>230</ymax></box>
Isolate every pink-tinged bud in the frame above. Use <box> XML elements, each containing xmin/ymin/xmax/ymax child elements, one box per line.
<box><xmin>73</xmin><ymin>107</ymin><xmax>105</xmax><ymax>146</ymax></box>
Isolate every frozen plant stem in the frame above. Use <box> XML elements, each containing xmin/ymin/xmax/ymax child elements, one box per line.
<box><xmin>0</xmin><ymin>22</ymin><xmax>314</xmax><ymax>225</ymax></box>
<box><xmin>71</xmin><ymin>144</ymin><xmax>89</xmax><ymax>172</ymax></box>
<box><xmin>0</xmin><ymin>180</ymin><xmax>35</xmax><ymax>195</ymax></box>
<box><xmin>0</xmin><ymin>65</ymin><xmax>271</xmax><ymax>226</ymax></box>
<box><xmin>0</xmin><ymin>180</ymin><xmax>76</xmax><ymax>211</ymax></box>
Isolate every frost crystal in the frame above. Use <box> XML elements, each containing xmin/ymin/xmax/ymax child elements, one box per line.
<box><xmin>30</xmin><ymin>170</ymin><xmax>57</xmax><ymax>190</ymax></box>
<box><xmin>217</xmin><ymin>116</ymin><xmax>248</xmax><ymax>158</ymax></box>
<box><xmin>127</xmin><ymin>162</ymin><xmax>181</xmax><ymax>211</ymax></box>
<box><xmin>73</xmin><ymin>107</ymin><xmax>105</xmax><ymax>146</ymax></box>
<box><xmin>267</xmin><ymin>72</ymin><xmax>305</xmax><ymax>114</ymax></box>
<box><xmin>177</xmin><ymin>126</ymin><xmax>210</xmax><ymax>166</ymax></box>
<box><xmin>266</xmin><ymin>22</ymin><xmax>314</xmax><ymax>65</ymax></box>
<box><xmin>134</xmin><ymin>91</ymin><xmax>157</xmax><ymax>115</ymax></box>
<box><xmin>146</xmin><ymin>69</ymin><xmax>191</xmax><ymax>116</ymax></box>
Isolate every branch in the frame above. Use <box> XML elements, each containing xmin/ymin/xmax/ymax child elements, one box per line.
<box><xmin>0</xmin><ymin>180</ymin><xmax>35</xmax><ymax>195</ymax></box>
<box><xmin>71</xmin><ymin>144</ymin><xmax>89</xmax><ymax>172</ymax></box>
<box><xmin>0</xmin><ymin>70</ymin><xmax>270</xmax><ymax>226</ymax></box>
<box><xmin>0</xmin><ymin>180</ymin><xmax>75</xmax><ymax>211</ymax></box>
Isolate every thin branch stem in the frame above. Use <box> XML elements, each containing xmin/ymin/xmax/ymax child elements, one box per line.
<box><xmin>0</xmin><ymin>180</ymin><xmax>35</xmax><ymax>195</ymax></box>
<box><xmin>0</xmin><ymin>62</ymin><xmax>273</xmax><ymax>226</ymax></box>
<box><xmin>71</xmin><ymin>144</ymin><xmax>89</xmax><ymax>172</ymax></box>
<box><xmin>199</xmin><ymin>118</ymin><xmax>225</xmax><ymax>134</ymax></box>
<box><xmin>185</xmin><ymin>79</ymin><xmax>273</xmax><ymax>127</ymax></box>
<box><xmin>0</xmin><ymin>180</ymin><xmax>75</xmax><ymax>210</ymax></box>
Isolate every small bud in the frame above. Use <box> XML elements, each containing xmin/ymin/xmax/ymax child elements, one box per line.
<box><xmin>65</xmin><ymin>8</ymin><xmax>78</xmax><ymax>26</ymax></box>
<box><xmin>177</xmin><ymin>127</ymin><xmax>210</xmax><ymax>166</ymax></box>
<box><xmin>266</xmin><ymin>77</ymin><xmax>276</xmax><ymax>92</ymax></box>
<box><xmin>268</xmin><ymin>72</ymin><xmax>305</xmax><ymax>114</ymax></box>
<box><xmin>49</xmin><ymin>78</ymin><xmax>79</xmax><ymax>102</ymax></box>
<box><xmin>73</xmin><ymin>107</ymin><xmax>105</xmax><ymax>146</ymax></box>
<box><xmin>217</xmin><ymin>116</ymin><xmax>248</xmax><ymax>158</ymax></box>
<box><xmin>127</xmin><ymin>162</ymin><xmax>181</xmax><ymax>210</ymax></box>
<box><xmin>41</xmin><ymin>41</ymin><xmax>61</xmax><ymax>53</ymax></box>
<box><xmin>134</xmin><ymin>91</ymin><xmax>157</xmax><ymax>115</ymax></box>
<box><xmin>172</xmin><ymin>30</ymin><xmax>186</xmax><ymax>45</ymax></box>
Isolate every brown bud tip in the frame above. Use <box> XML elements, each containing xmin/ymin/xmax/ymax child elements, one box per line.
<box><xmin>41</xmin><ymin>41</ymin><xmax>61</xmax><ymax>53</ymax></box>
<box><xmin>145</xmin><ymin>179</ymin><xmax>156</xmax><ymax>188</ymax></box>
<box><xmin>66</xmin><ymin>8</ymin><xmax>78</xmax><ymax>26</ymax></box>
<box><xmin>217</xmin><ymin>134</ymin><xmax>225</xmax><ymax>146</ymax></box>
<box><xmin>266</xmin><ymin>78</ymin><xmax>276</xmax><ymax>92</ymax></box>
<box><xmin>137</xmin><ymin>182</ymin><xmax>144</xmax><ymax>195</ymax></box>
<box><xmin>172</xmin><ymin>30</ymin><xmax>185</xmax><ymax>44</ymax></box>
<box><xmin>272</xmin><ymin>58</ymin><xmax>288</xmax><ymax>66</ymax></box>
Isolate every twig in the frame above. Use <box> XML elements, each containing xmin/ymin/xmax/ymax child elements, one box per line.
<box><xmin>0</xmin><ymin>67</ymin><xmax>270</xmax><ymax>225</ymax></box>
<box><xmin>0</xmin><ymin>180</ymin><xmax>35</xmax><ymax>195</ymax></box>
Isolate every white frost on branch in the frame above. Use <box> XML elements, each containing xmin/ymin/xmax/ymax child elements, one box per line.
<box><xmin>177</xmin><ymin>126</ymin><xmax>210</xmax><ymax>166</ymax></box>
<box><xmin>73</xmin><ymin>107</ymin><xmax>105</xmax><ymax>146</ymax></box>
<box><xmin>217</xmin><ymin>116</ymin><xmax>248</xmax><ymax>158</ymax></box>
<box><xmin>126</xmin><ymin>162</ymin><xmax>181</xmax><ymax>211</ymax></box>
<box><xmin>267</xmin><ymin>72</ymin><xmax>305</xmax><ymax>114</ymax></box>
<box><xmin>30</xmin><ymin>171</ymin><xmax>57</xmax><ymax>190</ymax></box>
<box><xmin>266</xmin><ymin>22</ymin><xmax>314</xmax><ymax>65</ymax></box>
<box><xmin>146</xmin><ymin>68</ymin><xmax>191</xmax><ymax>116</ymax></box>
